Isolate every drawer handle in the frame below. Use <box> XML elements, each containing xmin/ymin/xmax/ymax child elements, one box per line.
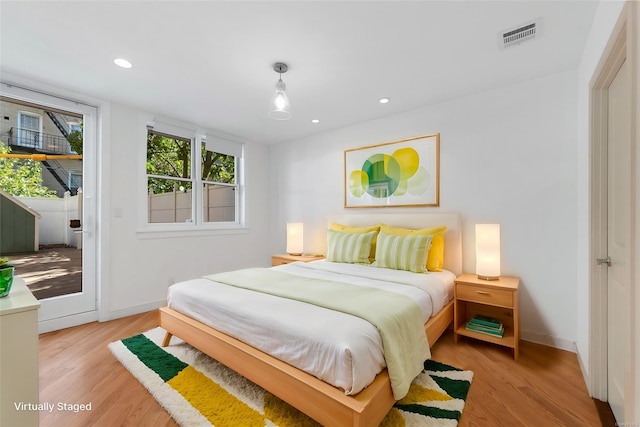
<box><xmin>476</xmin><ymin>291</ymin><xmax>490</xmax><ymax>295</ymax></box>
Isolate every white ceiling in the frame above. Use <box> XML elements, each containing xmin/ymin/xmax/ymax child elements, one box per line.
<box><xmin>0</xmin><ymin>1</ymin><xmax>598</xmax><ymax>144</ymax></box>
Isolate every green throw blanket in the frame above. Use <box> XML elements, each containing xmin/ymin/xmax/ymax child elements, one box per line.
<box><xmin>203</xmin><ymin>268</ymin><xmax>431</xmax><ymax>399</ymax></box>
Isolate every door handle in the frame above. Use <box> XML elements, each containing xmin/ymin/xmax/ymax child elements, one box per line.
<box><xmin>596</xmin><ymin>256</ymin><xmax>611</xmax><ymax>266</ymax></box>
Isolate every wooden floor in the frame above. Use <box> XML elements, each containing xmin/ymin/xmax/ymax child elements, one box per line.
<box><xmin>39</xmin><ymin>311</ymin><xmax>606</xmax><ymax>427</ymax></box>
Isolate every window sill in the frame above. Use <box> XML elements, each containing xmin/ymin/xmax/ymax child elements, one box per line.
<box><xmin>136</xmin><ymin>225</ymin><xmax>249</xmax><ymax>240</ymax></box>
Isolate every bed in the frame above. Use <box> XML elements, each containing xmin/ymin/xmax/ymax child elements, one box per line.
<box><xmin>160</xmin><ymin>213</ymin><xmax>462</xmax><ymax>426</ymax></box>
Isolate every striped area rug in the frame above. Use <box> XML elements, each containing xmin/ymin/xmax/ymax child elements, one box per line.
<box><xmin>109</xmin><ymin>328</ymin><xmax>472</xmax><ymax>426</ymax></box>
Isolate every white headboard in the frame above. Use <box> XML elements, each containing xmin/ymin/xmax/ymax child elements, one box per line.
<box><xmin>326</xmin><ymin>213</ymin><xmax>462</xmax><ymax>276</ymax></box>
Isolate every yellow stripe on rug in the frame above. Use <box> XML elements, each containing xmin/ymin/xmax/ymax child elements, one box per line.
<box><xmin>168</xmin><ymin>365</ymin><xmax>265</xmax><ymax>426</ymax></box>
<box><xmin>170</xmin><ymin>364</ymin><xmax>319</xmax><ymax>427</ymax></box>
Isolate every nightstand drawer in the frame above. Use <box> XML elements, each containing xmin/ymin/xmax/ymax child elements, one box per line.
<box><xmin>456</xmin><ymin>283</ymin><xmax>513</xmax><ymax>307</ymax></box>
<box><xmin>272</xmin><ymin>258</ymin><xmax>290</xmax><ymax>266</ymax></box>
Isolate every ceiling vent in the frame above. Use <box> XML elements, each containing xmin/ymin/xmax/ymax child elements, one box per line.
<box><xmin>499</xmin><ymin>18</ymin><xmax>541</xmax><ymax>50</ymax></box>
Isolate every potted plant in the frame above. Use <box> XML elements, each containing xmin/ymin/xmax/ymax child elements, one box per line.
<box><xmin>0</xmin><ymin>257</ymin><xmax>14</xmax><ymax>298</ymax></box>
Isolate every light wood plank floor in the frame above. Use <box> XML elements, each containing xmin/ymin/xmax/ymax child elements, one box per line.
<box><xmin>39</xmin><ymin>311</ymin><xmax>605</xmax><ymax>427</ymax></box>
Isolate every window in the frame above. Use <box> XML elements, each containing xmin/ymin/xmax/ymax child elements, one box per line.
<box><xmin>17</xmin><ymin>111</ymin><xmax>42</xmax><ymax>149</ymax></box>
<box><xmin>146</xmin><ymin>130</ymin><xmax>193</xmax><ymax>224</ymax></box>
<box><xmin>145</xmin><ymin>124</ymin><xmax>243</xmax><ymax>228</ymax></box>
<box><xmin>201</xmin><ymin>143</ymin><xmax>237</xmax><ymax>223</ymax></box>
<box><xmin>68</xmin><ymin>171</ymin><xmax>83</xmax><ymax>194</ymax></box>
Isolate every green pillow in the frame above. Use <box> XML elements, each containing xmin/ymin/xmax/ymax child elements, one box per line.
<box><xmin>373</xmin><ymin>232</ymin><xmax>433</xmax><ymax>273</ymax></box>
<box><xmin>326</xmin><ymin>229</ymin><xmax>376</xmax><ymax>264</ymax></box>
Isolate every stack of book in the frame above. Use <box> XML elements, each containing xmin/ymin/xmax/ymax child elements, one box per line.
<box><xmin>465</xmin><ymin>314</ymin><xmax>504</xmax><ymax>338</ymax></box>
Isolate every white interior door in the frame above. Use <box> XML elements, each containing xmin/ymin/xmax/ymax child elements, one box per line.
<box><xmin>606</xmin><ymin>58</ymin><xmax>631</xmax><ymax>424</ymax></box>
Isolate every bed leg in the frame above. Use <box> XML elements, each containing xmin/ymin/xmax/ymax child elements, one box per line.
<box><xmin>162</xmin><ymin>332</ymin><xmax>173</xmax><ymax>347</ymax></box>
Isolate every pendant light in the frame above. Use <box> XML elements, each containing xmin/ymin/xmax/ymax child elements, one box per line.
<box><xmin>269</xmin><ymin>62</ymin><xmax>291</xmax><ymax>120</ymax></box>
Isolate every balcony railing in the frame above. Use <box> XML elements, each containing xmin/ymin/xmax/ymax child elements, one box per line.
<box><xmin>8</xmin><ymin>127</ymin><xmax>75</xmax><ymax>155</ymax></box>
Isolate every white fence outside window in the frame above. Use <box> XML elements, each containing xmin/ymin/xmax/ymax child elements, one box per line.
<box><xmin>17</xmin><ymin>190</ymin><xmax>82</xmax><ymax>248</ymax></box>
<box><xmin>148</xmin><ymin>185</ymin><xmax>235</xmax><ymax>224</ymax></box>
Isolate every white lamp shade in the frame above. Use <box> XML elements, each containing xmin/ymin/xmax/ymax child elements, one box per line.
<box><xmin>269</xmin><ymin>80</ymin><xmax>291</xmax><ymax>120</ymax></box>
<box><xmin>476</xmin><ymin>224</ymin><xmax>501</xmax><ymax>280</ymax></box>
<box><xmin>286</xmin><ymin>222</ymin><xmax>303</xmax><ymax>255</ymax></box>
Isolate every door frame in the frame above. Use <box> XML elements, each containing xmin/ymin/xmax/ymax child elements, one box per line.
<box><xmin>0</xmin><ymin>77</ymin><xmax>108</xmax><ymax>333</ymax></box>
<box><xmin>588</xmin><ymin>1</ymin><xmax>638</xmax><ymax>418</ymax></box>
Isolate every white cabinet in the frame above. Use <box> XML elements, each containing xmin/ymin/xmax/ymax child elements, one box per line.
<box><xmin>0</xmin><ymin>277</ymin><xmax>40</xmax><ymax>427</ymax></box>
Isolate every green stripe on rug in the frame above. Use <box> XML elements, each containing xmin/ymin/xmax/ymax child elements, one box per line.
<box><xmin>394</xmin><ymin>403</ymin><xmax>464</xmax><ymax>420</ymax></box>
<box><xmin>425</xmin><ymin>359</ymin><xmax>462</xmax><ymax>372</ymax></box>
<box><xmin>429</xmin><ymin>376</ymin><xmax>472</xmax><ymax>401</ymax></box>
<box><xmin>111</xmin><ymin>327</ymin><xmax>473</xmax><ymax>426</ymax></box>
<box><xmin>122</xmin><ymin>334</ymin><xmax>187</xmax><ymax>382</ymax></box>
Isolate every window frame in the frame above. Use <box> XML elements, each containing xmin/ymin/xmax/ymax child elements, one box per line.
<box><xmin>146</xmin><ymin>129</ymin><xmax>195</xmax><ymax>225</ymax></box>
<box><xmin>198</xmin><ymin>140</ymin><xmax>240</xmax><ymax>225</ymax></box>
<box><xmin>17</xmin><ymin>110</ymin><xmax>43</xmax><ymax>149</ymax></box>
<box><xmin>138</xmin><ymin>118</ymin><xmax>246</xmax><ymax>237</ymax></box>
<box><xmin>68</xmin><ymin>170</ymin><xmax>83</xmax><ymax>192</ymax></box>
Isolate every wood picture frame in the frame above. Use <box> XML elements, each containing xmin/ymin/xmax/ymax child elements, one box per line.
<box><xmin>344</xmin><ymin>133</ymin><xmax>439</xmax><ymax>208</ymax></box>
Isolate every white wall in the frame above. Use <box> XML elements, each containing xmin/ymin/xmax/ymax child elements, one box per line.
<box><xmin>270</xmin><ymin>69</ymin><xmax>579</xmax><ymax>350</ymax></box>
<box><xmin>102</xmin><ymin>103</ymin><xmax>271</xmax><ymax>318</ymax></box>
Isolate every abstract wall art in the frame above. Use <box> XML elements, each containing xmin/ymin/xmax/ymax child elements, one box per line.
<box><xmin>344</xmin><ymin>133</ymin><xmax>439</xmax><ymax>208</ymax></box>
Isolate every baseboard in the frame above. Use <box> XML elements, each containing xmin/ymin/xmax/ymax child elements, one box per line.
<box><xmin>576</xmin><ymin>346</ymin><xmax>594</xmax><ymax>397</ymax></box>
<box><xmin>38</xmin><ymin>311</ymin><xmax>99</xmax><ymax>334</ymax></box>
<box><xmin>102</xmin><ymin>299</ymin><xmax>167</xmax><ymax>322</ymax></box>
<box><xmin>38</xmin><ymin>301</ymin><xmax>166</xmax><ymax>334</ymax></box>
<box><xmin>521</xmin><ymin>330</ymin><xmax>576</xmax><ymax>352</ymax></box>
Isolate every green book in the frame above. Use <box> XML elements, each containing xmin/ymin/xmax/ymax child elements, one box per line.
<box><xmin>468</xmin><ymin>318</ymin><xmax>503</xmax><ymax>330</ymax></box>
<box><xmin>466</xmin><ymin>322</ymin><xmax>504</xmax><ymax>337</ymax></box>
<box><xmin>470</xmin><ymin>314</ymin><xmax>502</xmax><ymax>328</ymax></box>
<box><xmin>465</xmin><ymin>325</ymin><xmax>504</xmax><ymax>338</ymax></box>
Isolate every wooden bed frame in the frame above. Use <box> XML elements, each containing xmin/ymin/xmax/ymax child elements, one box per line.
<box><xmin>160</xmin><ymin>302</ymin><xmax>452</xmax><ymax>426</ymax></box>
<box><xmin>160</xmin><ymin>213</ymin><xmax>462</xmax><ymax>426</ymax></box>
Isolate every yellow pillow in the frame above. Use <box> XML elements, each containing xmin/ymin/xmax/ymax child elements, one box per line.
<box><xmin>379</xmin><ymin>224</ymin><xmax>447</xmax><ymax>271</ymax></box>
<box><xmin>329</xmin><ymin>223</ymin><xmax>380</xmax><ymax>260</ymax></box>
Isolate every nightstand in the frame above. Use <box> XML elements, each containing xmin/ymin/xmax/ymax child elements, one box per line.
<box><xmin>271</xmin><ymin>254</ymin><xmax>325</xmax><ymax>267</ymax></box>
<box><xmin>453</xmin><ymin>273</ymin><xmax>520</xmax><ymax>359</ymax></box>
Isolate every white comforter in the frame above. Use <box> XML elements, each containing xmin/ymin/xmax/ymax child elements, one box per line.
<box><xmin>167</xmin><ymin>260</ymin><xmax>454</xmax><ymax>395</ymax></box>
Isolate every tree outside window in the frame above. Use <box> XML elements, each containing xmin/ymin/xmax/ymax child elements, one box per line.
<box><xmin>0</xmin><ymin>143</ymin><xmax>57</xmax><ymax>197</ymax></box>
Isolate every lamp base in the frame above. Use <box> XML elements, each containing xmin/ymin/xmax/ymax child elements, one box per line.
<box><xmin>477</xmin><ymin>274</ymin><xmax>499</xmax><ymax>281</ymax></box>
<box><xmin>287</xmin><ymin>252</ymin><xmax>302</xmax><ymax>256</ymax></box>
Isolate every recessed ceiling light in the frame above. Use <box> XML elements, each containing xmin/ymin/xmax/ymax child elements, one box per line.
<box><xmin>379</xmin><ymin>98</ymin><xmax>390</xmax><ymax>104</ymax></box>
<box><xmin>311</xmin><ymin>119</ymin><xmax>320</xmax><ymax>124</ymax></box>
<box><xmin>114</xmin><ymin>58</ymin><xmax>133</xmax><ymax>69</ymax></box>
